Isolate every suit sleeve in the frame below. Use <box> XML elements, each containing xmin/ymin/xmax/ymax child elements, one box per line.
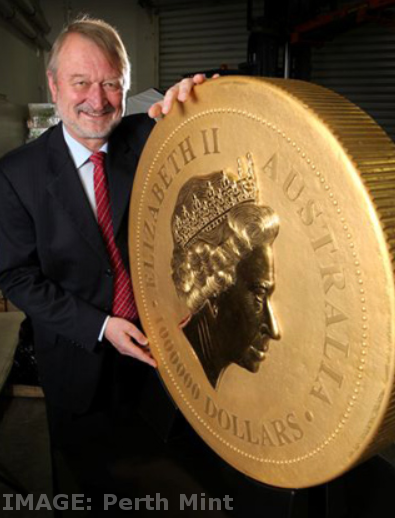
<box><xmin>0</xmin><ymin>169</ymin><xmax>107</xmax><ymax>353</ymax></box>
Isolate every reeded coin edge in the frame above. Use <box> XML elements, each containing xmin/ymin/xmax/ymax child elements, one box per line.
<box><xmin>267</xmin><ymin>78</ymin><xmax>395</xmax><ymax>459</ymax></box>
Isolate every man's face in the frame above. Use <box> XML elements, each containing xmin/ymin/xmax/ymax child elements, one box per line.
<box><xmin>47</xmin><ymin>33</ymin><xmax>125</xmax><ymax>150</ymax></box>
<box><xmin>215</xmin><ymin>244</ymin><xmax>280</xmax><ymax>373</ymax></box>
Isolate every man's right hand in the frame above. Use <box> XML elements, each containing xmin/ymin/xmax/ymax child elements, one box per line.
<box><xmin>104</xmin><ymin>317</ymin><xmax>157</xmax><ymax>368</ymax></box>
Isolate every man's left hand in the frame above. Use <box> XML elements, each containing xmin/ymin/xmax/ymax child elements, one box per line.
<box><xmin>148</xmin><ymin>73</ymin><xmax>219</xmax><ymax>118</ymax></box>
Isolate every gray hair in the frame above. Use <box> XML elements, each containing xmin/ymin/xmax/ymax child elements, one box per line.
<box><xmin>47</xmin><ymin>15</ymin><xmax>131</xmax><ymax>91</ymax></box>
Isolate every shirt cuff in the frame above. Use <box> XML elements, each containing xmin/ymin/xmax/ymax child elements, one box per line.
<box><xmin>98</xmin><ymin>315</ymin><xmax>111</xmax><ymax>342</ymax></box>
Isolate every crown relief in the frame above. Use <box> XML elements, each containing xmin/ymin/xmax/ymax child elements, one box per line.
<box><xmin>174</xmin><ymin>152</ymin><xmax>258</xmax><ymax>249</ymax></box>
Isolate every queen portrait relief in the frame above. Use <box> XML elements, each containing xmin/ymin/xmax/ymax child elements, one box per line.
<box><xmin>171</xmin><ymin>153</ymin><xmax>281</xmax><ymax>389</ymax></box>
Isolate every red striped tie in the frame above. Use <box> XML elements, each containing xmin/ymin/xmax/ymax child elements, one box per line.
<box><xmin>90</xmin><ymin>151</ymin><xmax>138</xmax><ymax>321</ymax></box>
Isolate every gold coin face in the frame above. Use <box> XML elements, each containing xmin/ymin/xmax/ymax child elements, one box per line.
<box><xmin>129</xmin><ymin>77</ymin><xmax>395</xmax><ymax>488</ymax></box>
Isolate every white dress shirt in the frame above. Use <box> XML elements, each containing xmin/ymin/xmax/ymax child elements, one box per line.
<box><xmin>62</xmin><ymin>125</ymin><xmax>110</xmax><ymax>341</ymax></box>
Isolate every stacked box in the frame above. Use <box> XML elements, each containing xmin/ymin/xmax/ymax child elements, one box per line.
<box><xmin>27</xmin><ymin>103</ymin><xmax>60</xmax><ymax>141</ymax></box>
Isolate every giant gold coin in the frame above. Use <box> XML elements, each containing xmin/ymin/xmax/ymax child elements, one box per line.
<box><xmin>129</xmin><ymin>77</ymin><xmax>395</xmax><ymax>488</ymax></box>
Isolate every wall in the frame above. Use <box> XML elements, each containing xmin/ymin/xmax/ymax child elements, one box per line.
<box><xmin>40</xmin><ymin>0</ymin><xmax>158</xmax><ymax>96</ymax></box>
<box><xmin>158</xmin><ymin>1</ymin><xmax>249</xmax><ymax>91</ymax></box>
<box><xmin>0</xmin><ymin>25</ymin><xmax>46</xmax><ymax>105</ymax></box>
<box><xmin>311</xmin><ymin>22</ymin><xmax>395</xmax><ymax>142</ymax></box>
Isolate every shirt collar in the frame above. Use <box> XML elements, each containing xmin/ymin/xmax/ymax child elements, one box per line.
<box><xmin>62</xmin><ymin>124</ymin><xmax>109</xmax><ymax>169</ymax></box>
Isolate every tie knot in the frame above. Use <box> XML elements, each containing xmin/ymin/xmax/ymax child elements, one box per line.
<box><xmin>90</xmin><ymin>151</ymin><xmax>106</xmax><ymax>167</ymax></box>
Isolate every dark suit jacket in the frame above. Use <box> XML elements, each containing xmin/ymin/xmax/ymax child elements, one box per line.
<box><xmin>0</xmin><ymin>114</ymin><xmax>155</xmax><ymax>413</ymax></box>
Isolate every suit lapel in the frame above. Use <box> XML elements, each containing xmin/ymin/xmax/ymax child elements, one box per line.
<box><xmin>106</xmin><ymin>133</ymin><xmax>138</xmax><ymax>238</ymax></box>
<box><xmin>46</xmin><ymin>124</ymin><xmax>108</xmax><ymax>261</ymax></box>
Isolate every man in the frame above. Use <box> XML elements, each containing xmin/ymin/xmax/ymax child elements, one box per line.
<box><xmin>0</xmin><ymin>16</ymin><xmax>208</xmax><ymax>496</ymax></box>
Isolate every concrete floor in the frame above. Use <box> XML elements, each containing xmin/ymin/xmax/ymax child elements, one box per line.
<box><xmin>0</xmin><ymin>397</ymin><xmax>52</xmax><ymax>517</ymax></box>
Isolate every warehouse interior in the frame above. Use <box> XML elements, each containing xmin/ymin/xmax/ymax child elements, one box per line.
<box><xmin>2</xmin><ymin>0</ymin><xmax>395</xmax><ymax>151</ymax></box>
<box><xmin>2</xmin><ymin>0</ymin><xmax>395</xmax><ymax>516</ymax></box>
